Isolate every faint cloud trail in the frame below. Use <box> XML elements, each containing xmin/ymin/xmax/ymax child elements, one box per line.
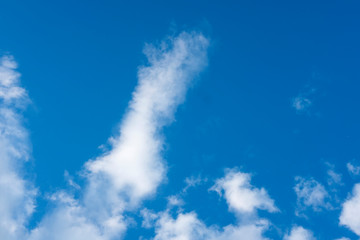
<box><xmin>0</xmin><ymin>56</ymin><xmax>36</xmax><ymax>240</ymax></box>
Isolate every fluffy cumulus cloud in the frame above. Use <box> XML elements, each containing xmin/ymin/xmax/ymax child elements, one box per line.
<box><xmin>283</xmin><ymin>226</ymin><xmax>315</xmax><ymax>240</ymax></box>
<box><xmin>147</xmin><ymin>169</ymin><xmax>277</xmax><ymax>240</ymax></box>
<box><xmin>294</xmin><ymin>177</ymin><xmax>330</xmax><ymax>214</ymax></box>
<box><xmin>28</xmin><ymin>31</ymin><xmax>210</xmax><ymax>240</ymax></box>
<box><xmin>152</xmin><ymin>211</ymin><xmax>270</xmax><ymax>240</ymax></box>
<box><xmin>210</xmin><ymin>169</ymin><xmax>278</xmax><ymax>215</ymax></box>
<box><xmin>0</xmin><ymin>56</ymin><xmax>36</xmax><ymax>240</ymax></box>
<box><xmin>339</xmin><ymin>183</ymin><xmax>360</xmax><ymax>236</ymax></box>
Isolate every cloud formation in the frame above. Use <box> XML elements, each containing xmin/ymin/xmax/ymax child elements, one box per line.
<box><xmin>347</xmin><ymin>162</ymin><xmax>360</xmax><ymax>176</ymax></box>
<box><xmin>149</xmin><ymin>169</ymin><xmax>276</xmax><ymax>240</ymax></box>
<box><xmin>291</xmin><ymin>85</ymin><xmax>316</xmax><ymax>115</ymax></box>
<box><xmin>2</xmin><ymin>31</ymin><xmax>356</xmax><ymax>240</ymax></box>
<box><xmin>28</xmin><ymin>31</ymin><xmax>210</xmax><ymax>240</ymax></box>
<box><xmin>339</xmin><ymin>183</ymin><xmax>360</xmax><ymax>236</ymax></box>
<box><xmin>283</xmin><ymin>226</ymin><xmax>315</xmax><ymax>240</ymax></box>
<box><xmin>0</xmin><ymin>56</ymin><xmax>36</xmax><ymax>240</ymax></box>
<box><xmin>294</xmin><ymin>177</ymin><xmax>330</xmax><ymax>215</ymax></box>
<box><xmin>210</xmin><ymin>169</ymin><xmax>278</xmax><ymax>215</ymax></box>
<box><xmin>153</xmin><ymin>211</ymin><xmax>270</xmax><ymax>240</ymax></box>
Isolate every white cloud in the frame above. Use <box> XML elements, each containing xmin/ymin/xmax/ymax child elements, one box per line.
<box><xmin>29</xmin><ymin>192</ymin><xmax>117</xmax><ymax>240</ymax></box>
<box><xmin>85</xmin><ymin>30</ymin><xmax>209</xmax><ymax>202</ymax></box>
<box><xmin>183</xmin><ymin>175</ymin><xmax>207</xmax><ymax>193</ymax></box>
<box><xmin>325</xmin><ymin>163</ymin><xmax>343</xmax><ymax>186</ymax></box>
<box><xmin>284</xmin><ymin>226</ymin><xmax>316</xmax><ymax>240</ymax></box>
<box><xmin>147</xmin><ymin>168</ymin><xmax>277</xmax><ymax>240</ymax></box>
<box><xmin>327</xmin><ymin>169</ymin><xmax>342</xmax><ymax>186</ymax></box>
<box><xmin>292</xmin><ymin>97</ymin><xmax>312</xmax><ymax>113</ymax></box>
<box><xmin>141</xmin><ymin>208</ymin><xmax>159</xmax><ymax>229</ymax></box>
<box><xmin>0</xmin><ymin>56</ymin><xmax>36</xmax><ymax>240</ymax></box>
<box><xmin>339</xmin><ymin>183</ymin><xmax>360</xmax><ymax>236</ymax></box>
<box><xmin>294</xmin><ymin>177</ymin><xmax>330</xmax><ymax>214</ymax></box>
<box><xmin>153</xmin><ymin>211</ymin><xmax>270</xmax><ymax>240</ymax></box>
<box><xmin>347</xmin><ymin>162</ymin><xmax>360</xmax><ymax>176</ymax></box>
<box><xmin>29</xmin><ymin>31</ymin><xmax>209</xmax><ymax>239</ymax></box>
<box><xmin>167</xmin><ymin>195</ymin><xmax>185</xmax><ymax>208</ymax></box>
<box><xmin>210</xmin><ymin>169</ymin><xmax>278</xmax><ymax>214</ymax></box>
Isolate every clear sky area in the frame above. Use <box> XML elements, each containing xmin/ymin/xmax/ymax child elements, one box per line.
<box><xmin>0</xmin><ymin>1</ymin><xmax>360</xmax><ymax>239</ymax></box>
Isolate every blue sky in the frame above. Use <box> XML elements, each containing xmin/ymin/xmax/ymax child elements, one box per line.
<box><xmin>1</xmin><ymin>1</ymin><xmax>360</xmax><ymax>239</ymax></box>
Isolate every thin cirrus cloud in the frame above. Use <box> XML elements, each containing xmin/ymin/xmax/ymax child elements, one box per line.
<box><xmin>27</xmin><ymin>31</ymin><xmax>210</xmax><ymax>240</ymax></box>
<box><xmin>0</xmin><ymin>56</ymin><xmax>36</xmax><ymax>240</ymax></box>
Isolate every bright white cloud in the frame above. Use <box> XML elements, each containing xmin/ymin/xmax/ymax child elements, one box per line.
<box><xmin>339</xmin><ymin>183</ymin><xmax>360</xmax><ymax>236</ymax></box>
<box><xmin>284</xmin><ymin>226</ymin><xmax>316</xmax><ymax>240</ymax></box>
<box><xmin>0</xmin><ymin>56</ymin><xmax>36</xmax><ymax>240</ymax></box>
<box><xmin>152</xmin><ymin>211</ymin><xmax>270</xmax><ymax>240</ymax></box>
<box><xmin>29</xmin><ymin>192</ymin><xmax>115</xmax><ymax>240</ymax></box>
<box><xmin>29</xmin><ymin>31</ymin><xmax>209</xmax><ymax>240</ymax></box>
<box><xmin>294</xmin><ymin>177</ymin><xmax>330</xmax><ymax>214</ymax></box>
<box><xmin>149</xmin><ymin>169</ymin><xmax>277</xmax><ymax>240</ymax></box>
<box><xmin>210</xmin><ymin>169</ymin><xmax>278</xmax><ymax>214</ymax></box>
<box><xmin>85</xmin><ymin>30</ymin><xmax>209</xmax><ymax>202</ymax></box>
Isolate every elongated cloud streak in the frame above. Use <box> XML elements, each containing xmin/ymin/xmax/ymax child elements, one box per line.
<box><xmin>29</xmin><ymin>31</ymin><xmax>209</xmax><ymax>240</ymax></box>
<box><xmin>86</xmin><ymin>31</ymin><xmax>209</xmax><ymax>202</ymax></box>
<box><xmin>0</xmin><ymin>56</ymin><xmax>36</xmax><ymax>240</ymax></box>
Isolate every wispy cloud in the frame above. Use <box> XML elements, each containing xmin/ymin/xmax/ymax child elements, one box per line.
<box><xmin>325</xmin><ymin>162</ymin><xmax>343</xmax><ymax>186</ymax></box>
<box><xmin>182</xmin><ymin>175</ymin><xmax>207</xmax><ymax>193</ymax></box>
<box><xmin>0</xmin><ymin>56</ymin><xmax>36</xmax><ymax>240</ymax></box>
<box><xmin>28</xmin><ymin>31</ymin><xmax>210</xmax><ymax>239</ymax></box>
<box><xmin>346</xmin><ymin>161</ymin><xmax>360</xmax><ymax>176</ymax></box>
<box><xmin>294</xmin><ymin>177</ymin><xmax>331</xmax><ymax>216</ymax></box>
<box><xmin>291</xmin><ymin>85</ymin><xmax>316</xmax><ymax>115</ymax></box>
